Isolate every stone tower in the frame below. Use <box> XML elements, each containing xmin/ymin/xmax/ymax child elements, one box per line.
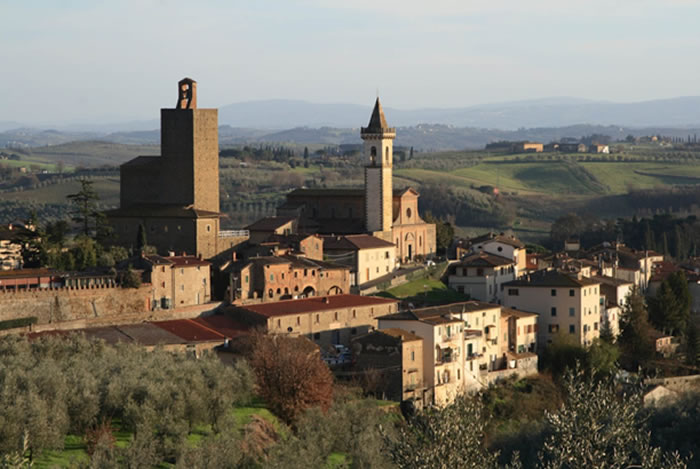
<box><xmin>158</xmin><ymin>77</ymin><xmax>219</xmax><ymax>213</ymax></box>
<box><xmin>362</xmin><ymin>98</ymin><xmax>395</xmax><ymax>235</ymax></box>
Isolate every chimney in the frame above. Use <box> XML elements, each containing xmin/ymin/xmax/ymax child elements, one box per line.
<box><xmin>168</xmin><ymin>250</ymin><xmax>175</xmax><ymax>257</ymax></box>
<box><xmin>323</xmin><ymin>297</ymin><xmax>330</xmax><ymax>304</ymax></box>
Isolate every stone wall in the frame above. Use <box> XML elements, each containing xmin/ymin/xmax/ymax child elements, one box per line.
<box><xmin>0</xmin><ymin>285</ymin><xmax>150</xmax><ymax>325</ymax></box>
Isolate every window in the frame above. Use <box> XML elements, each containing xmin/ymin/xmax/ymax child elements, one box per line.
<box><xmin>411</xmin><ymin>351</ymin><xmax>415</xmax><ymax>361</ymax></box>
<box><xmin>206</xmin><ymin>225</ymin><xmax>211</xmax><ymax>232</ymax></box>
<box><xmin>476</xmin><ymin>268</ymin><xmax>484</xmax><ymax>276</ymax></box>
<box><xmin>315</xmin><ymin>314</ymin><xmax>320</xmax><ymax>324</ymax></box>
<box><xmin>551</xmin><ymin>307</ymin><xmax>557</xmax><ymax>317</ymax></box>
<box><xmin>549</xmin><ymin>324</ymin><xmax>559</xmax><ymax>333</ymax></box>
<box><xmin>304</xmin><ymin>269</ymin><xmax>308</xmax><ymax>277</ymax></box>
<box><xmin>334</xmin><ymin>312</ymin><xmax>338</xmax><ymax>321</ymax></box>
<box><xmin>352</xmin><ymin>310</ymin><xmax>357</xmax><ymax>319</ymax></box>
<box><xmin>406</xmin><ymin>207</ymin><xmax>412</xmax><ymax>218</ymax></box>
<box><xmin>180</xmin><ymin>284</ymin><xmax>184</xmax><ymax>291</ymax></box>
<box><xmin>569</xmin><ymin>307</ymin><xmax>575</xmax><ymax>317</ymax></box>
<box><xmin>385</xmin><ymin>251</ymin><xmax>390</xmax><ymax>259</ymax></box>
<box><xmin>268</xmin><ymin>289</ymin><xmax>273</xmax><ymax>298</ymax></box>
<box><xmin>281</xmin><ymin>273</ymin><xmax>285</xmax><ymax>280</ymax></box>
<box><xmin>497</xmin><ymin>246</ymin><xmax>503</xmax><ymax>252</ymax></box>
<box><xmin>594</xmin><ymin>322</ymin><xmax>599</xmax><ymax>331</ymax></box>
<box><xmin>313</xmin><ymin>332</ymin><xmax>320</xmax><ymax>340</ymax></box>
<box><xmin>296</xmin><ymin>316</ymin><xmax>301</xmax><ymax>326</ymax></box>
<box><xmin>569</xmin><ymin>289</ymin><xmax>575</xmax><ymax>297</ymax></box>
<box><xmin>508</xmin><ymin>288</ymin><xmax>519</xmax><ymax>296</ymax></box>
<box><xmin>269</xmin><ymin>273</ymin><xmax>275</xmax><ymax>282</ymax></box>
<box><xmin>276</xmin><ymin>288</ymin><xmax>281</xmax><ymax>294</ymax></box>
<box><xmin>294</xmin><ymin>272</ymin><xmax>298</xmax><ymax>278</ymax></box>
<box><xmin>312</xmin><ymin>270</ymin><xmax>315</xmax><ymax>276</ymax></box>
<box><xmin>551</xmin><ymin>289</ymin><xmax>557</xmax><ymax>296</ymax></box>
<box><xmin>277</xmin><ymin>319</ymin><xmax>281</xmax><ymax>328</ymax></box>
<box><xmin>181</xmin><ymin>268</ymin><xmax>184</xmax><ymax>275</ymax></box>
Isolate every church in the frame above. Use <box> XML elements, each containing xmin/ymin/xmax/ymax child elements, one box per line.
<box><xmin>278</xmin><ymin>99</ymin><xmax>436</xmax><ymax>263</ymax></box>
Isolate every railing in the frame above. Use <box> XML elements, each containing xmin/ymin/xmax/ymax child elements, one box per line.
<box><xmin>218</xmin><ymin>230</ymin><xmax>249</xmax><ymax>238</ymax></box>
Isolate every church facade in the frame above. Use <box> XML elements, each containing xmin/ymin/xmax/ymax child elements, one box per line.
<box><xmin>106</xmin><ymin>78</ymin><xmax>224</xmax><ymax>259</ymax></box>
<box><xmin>278</xmin><ymin>99</ymin><xmax>436</xmax><ymax>263</ymax></box>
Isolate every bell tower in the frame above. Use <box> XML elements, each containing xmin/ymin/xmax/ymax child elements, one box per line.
<box><xmin>362</xmin><ymin>98</ymin><xmax>395</xmax><ymax>235</ymax></box>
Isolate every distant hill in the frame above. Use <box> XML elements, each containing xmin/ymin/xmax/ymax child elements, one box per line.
<box><xmin>217</xmin><ymin>96</ymin><xmax>700</xmax><ymax>129</ymax></box>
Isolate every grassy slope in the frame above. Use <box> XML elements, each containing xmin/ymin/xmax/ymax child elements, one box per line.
<box><xmin>2</xmin><ymin>177</ymin><xmax>121</xmax><ymax>207</ymax></box>
<box><xmin>29</xmin><ymin>141</ymin><xmax>159</xmax><ymax>168</ymax></box>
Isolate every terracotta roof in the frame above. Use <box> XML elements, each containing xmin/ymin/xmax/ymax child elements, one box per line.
<box><xmin>237</xmin><ymin>294</ymin><xmax>397</xmax><ymax>318</ymax></box>
<box><xmin>116</xmin><ymin>323</ymin><xmax>186</xmax><ymax>345</ymax></box>
<box><xmin>500</xmin><ymin>307</ymin><xmax>538</xmax><ymax>319</ymax></box>
<box><xmin>468</xmin><ymin>232</ymin><xmax>525</xmax><ymax>249</ymax></box>
<box><xmin>414</xmin><ymin>300</ymin><xmax>501</xmax><ymax>316</ymax></box>
<box><xmin>152</xmin><ymin>319</ymin><xmax>225</xmax><ymax>342</ymax></box>
<box><xmin>246</xmin><ymin>217</ymin><xmax>296</xmax><ymax>232</ymax></box>
<box><xmin>458</xmin><ymin>252</ymin><xmax>514</xmax><ymax>267</ymax></box>
<box><xmin>378</xmin><ymin>306</ymin><xmax>466</xmax><ymax>325</ymax></box>
<box><xmin>592</xmin><ymin>275</ymin><xmax>634</xmax><ymax>287</ymax></box>
<box><xmin>193</xmin><ymin>315</ymin><xmax>251</xmax><ymax>338</ymax></box>
<box><xmin>504</xmin><ymin>269</ymin><xmax>600</xmax><ymax>288</ymax></box>
<box><xmin>168</xmin><ymin>256</ymin><xmax>210</xmax><ymax>267</ymax></box>
<box><xmin>323</xmin><ymin>234</ymin><xmax>394</xmax><ymax>250</ymax></box>
<box><xmin>0</xmin><ymin>268</ymin><xmax>59</xmax><ymax>279</ymax></box>
<box><xmin>376</xmin><ymin>327</ymin><xmax>423</xmax><ymax>342</ymax></box>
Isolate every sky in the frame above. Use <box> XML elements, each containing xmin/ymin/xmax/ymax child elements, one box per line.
<box><xmin>2</xmin><ymin>0</ymin><xmax>700</xmax><ymax>124</ymax></box>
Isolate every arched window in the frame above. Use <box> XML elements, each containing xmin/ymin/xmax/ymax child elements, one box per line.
<box><xmin>268</xmin><ymin>289</ymin><xmax>273</xmax><ymax>298</ymax></box>
<box><xmin>385</xmin><ymin>146</ymin><xmax>390</xmax><ymax>164</ymax></box>
<box><xmin>370</xmin><ymin>146</ymin><xmax>377</xmax><ymax>165</ymax></box>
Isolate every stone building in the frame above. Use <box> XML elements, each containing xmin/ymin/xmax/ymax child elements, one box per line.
<box><xmin>322</xmin><ymin>234</ymin><xmax>396</xmax><ymax>286</ymax></box>
<box><xmin>106</xmin><ymin>79</ymin><xmax>224</xmax><ymax>259</ymax></box>
<box><xmin>226</xmin><ymin>294</ymin><xmax>399</xmax><ymax>348</ymax></box>
<box><xmin>447</xmin><ymin>252</ymin><xmax>516</xmax><ymax>303</ymax></box>
<box><xmin>351</xmin><ymin>328</ymin><xmax>424</xmax><ymax>404</ymax></box>
<box><xmin>277</xmin><ymin>99</ymin><xmax>436</xmax><ymax>263</ymax></box>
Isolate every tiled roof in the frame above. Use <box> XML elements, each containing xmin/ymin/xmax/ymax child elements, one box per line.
<box><xmin>378</xmin><ymin>307</ymin><xmax>466</xmax><ymax>326</ymax></box>
<box><xmin>0</xmin><ymin>268</ymin><xmax>59</xmax><ymax>279</ymax></box>
<box><xmin>152</xmin><ymin>319</ymin><xmax>225</xmax><ymax>342</ymax></box>
<box><xmin>237</xmin><ymin>294</ymin><xmax>397</xmax><ymax>318</ymax></box>
<box><xmin>246</xmin><ymin>217</ymin><xmax>296</xmax><ymax>232</ymax></box>
<box><xmin>376</xmin><ymin>327</ymin><xmax>422</xmax><ymax>342</ymax></box>
<box><xmin>458</xmin><ymin>252</ymin><xmax>514</xmax><ymax>267</ymax></box>
<box><xmin>168</xmin><ymin>256</ymin><xmax>210</xmax><ymax>267</ymax></box>
<box><xmin>323</xmin><ymin>234</ymin><xmax>394</xmax><ymax>251</ymax></box>
<box><xmin>504</xmin><ymin>269</ymin><xmax>600</xmax><ymax>288</ymax></box>
<box><xmin>414</xmin><ymin>300</ymin><xmax>501</xmax><ymax>316</ymax></box>
<box><xmin>193</xmin><ymin>315</ymin><xmax>250</xmax><ymax>338</ymax></box>
<box><xmin>592</xmin><ymin>275</ymin><xmax>634</xmax><ymax>287</ymax></box>
<box><xmin>468</xmin><ymin>232</ymin><xmax>525</xmax><ymax>249</ymax></box>
<box><xmin>500</xmin><ymin>307</ymin><xmax>538</xmax><ymax>319</ymax></box>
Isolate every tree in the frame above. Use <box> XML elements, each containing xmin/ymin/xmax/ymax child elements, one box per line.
<box><xmin>136</xmin><ymin>224</ymin><xmax>147</xmax><ymax>252</ymax></box>
<box><xmin>550</xmin><ymin>213</ymin><xmax>586</xmax><ymax>246</ymax></box>
<box><xmin>120</xmin><ymin>267</ymin><xmax>142</xmax><ymax>289</ymax></box>
<box><xmin>423</xmin><ymin>211</ymin><xmax>454</xmax><ymax>255</ymax></box>
<box><xmin>618</xmin><ymin>288</ymin><xmax>655</xmax><ymax>368</ymax></box>
<box><xmin>303</xmin><ymin>147</ymin><xmax>309</xmax><ymax>160</ymax></box>
<box><xmin>685</xmin><ymin>321</ymin><xmax>700</xmax><ymax>367</ymax></box>
<box><xmin>384</xmin><ymin>393</ymin><xmax>515</xmax><ymax>469</ymax></box>
<box><xmin>67</xmin><ymin>179</ymin><xmax>100</xmax><ymax>237</ymax></box>
<box><xmin>236</xmin><ymin>332</ymin><xmax>333</xmax><ymax>425</ymax></box>
<box><xmin>648</xmin><ymin>271</ymin><xmax>690</xmax><ymax>336</ymax></box>
<box><xmin>537</xmin><ymin>367</ymin><xmax>688</xmax><ymax>469</ymax></box>
<box><xmin>73</xmin><ymin>236</ymin><xmax>98</xmax><ymax>271</ymax></box>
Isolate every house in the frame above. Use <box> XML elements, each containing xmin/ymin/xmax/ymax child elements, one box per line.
<box><xmin>558</xmin><ymin>143</ymin><xmax>587</xmax><ymax>153</ymax></box>
<box><xmin>589</xmin><ymin>144</ymin><xmax>610</xmax><ymax>154</ymax></box>
<box><xmin>351</xmin><ymin>328</ymin><xmax>424</xmax><ymax>404</ymax></box>
<box><xmin>377</xmin><ymin>308</ymin><xmax>465</xmax><ymax>406</ymax></box>
<box><xmin>503</xmin><ymin>269</ymin><xmax>601</xmax><ymax>346</ymax></box>
<box><xmin>229</xmin><ymin>254</ymin><xmax>350</xmax><ymax>302</ymax></box>
<box><xmin>322</xmin><ymin>234</ymin><xmax>396</xmax><ymax>286</ymax></box>
<box><xmin>124</xmin><ymin>254</ymin><xmax>211</xmax><ymax>309</ymax></box>
<box><xmin>585</xmin><ymin>243</ymin><xmax>663</xmax><ymax>290</ymax></box>
<box><xmin>458</xmin><ymin>232</ymin><xmax>526</xmax><ymax>274</ymax></box>
<box><xmin>447</xmin><ymin>252</ymin><xmax>516</xmax><ymax>303</ymax></box>
<box><xmin>511</xmin><ymin>142</ymin><xmax>544</xmax><ymax>153</ymax></box>
<box><xmin>226</xmin><ymin>294</ymin><xmax>398</xmax><ymax>348</ymax></box>
<box><xmin>259</xmin><ymin>233</ymin><xmax>324</xmax><ymax>261</ymax></box>
<box><xmin>245</xmin><ymin>217</ymin><xmax>297</xmax><ymax>244</ymax></box>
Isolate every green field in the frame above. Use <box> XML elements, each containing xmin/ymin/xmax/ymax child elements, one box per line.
<box><xmin>1</xmin><ymin>177</ymin><xmax>120</xmax><ymax>207</ymax></box>
<box><xmin>29</xmin><ymin>141</ymin><xmax>159</xmax><ymax>168</ymax></box>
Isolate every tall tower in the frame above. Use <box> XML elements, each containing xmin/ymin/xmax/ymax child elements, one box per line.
<box><xmin>362</xmin><ymin>98</ymin><xmax>395</xmax><ymax>234</ymax></box>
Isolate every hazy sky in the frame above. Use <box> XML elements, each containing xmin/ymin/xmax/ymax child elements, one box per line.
<box><xmin>2</xmin><ymin>0</ymin><xmax>700</xmax><ymax>124</ymax></box>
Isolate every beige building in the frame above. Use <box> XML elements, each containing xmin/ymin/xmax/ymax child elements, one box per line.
<box><xmin>512</xmin><ymin>141</ymin><xmax>544</xmax><ymax>153</ymax></box>
<box><xmin>227</xmin><ymin>294</ymin><xmax>398</xmax><ymax>348</ymax></box>
<box><xmin>458</xmin><ymin>232</ymin><xmax>526</xmax><ymax>275</ymax></box>
<box><xmin>351</xmin><ymin>328</ymin><xmax>424</xmax><ymax>404</ymax></box>
<box><xmin>447</xmin><ymin>252</ymin><xmax>516</xmax><ymax>303</ymax></box>
<box><xmin>503</xmin><ymin>270</ymin><xmax>601</xmax><ymax>346</ymax></box>
<box><xmin>141</xmin><ymin>255</ymin><xmax>211</xmax><ymax>309</ymax></box>
<box><xmin>323</xmin><ymin>234</ymin><xmax>395</xmax><ymax>286</ymax></box>
<box><xmin>377</xmin><ymin>309</ymin><xmax>465</xmax><ymax>406</ymax></box>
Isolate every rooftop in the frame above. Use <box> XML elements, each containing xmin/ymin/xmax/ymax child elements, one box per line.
<box><xmin>376</xmin><ymin>327</ymin><xmax>423</xmax><ymax>342</ymax></box>
<box><xmin>323</xmin><ymin>234</ymin><xmax>394</xmax><ymax>251</ymax></box>
<box><xmin>361</xmin><ymin>98</ymin><xmax>395</xmax><ymax>135</ymax></box>
<box><xmin>246</xmin><ymin>216</ymin><xmax>296</xmax><ymax>232</ymax></box>
<box><xmin>457</xmin><ymin>252</ymin><xmax>514</xmax><ymax>267</ymax></box>
<box><xmin>504</xmin><ymin>269</ymin><xmax>600</xmax><ymax>288</ymax></box>
<box><xmin>592</xmin><ymin>275</ymin><xmax>634</xmax><ymax>287</ymax></box>
<box><xmin>469</xmin><ymin>232</ymin><xmax>525</xmax><ymax>249</ymax></box>
<box><xmin>501</xmin><ymin>307</ymin><xmax>538</xmax><ymax>319</ymax></box>
<box><xmin>236</xmin><ymin>294</ymin><xmax>397</xmax><ymax>318</ymax></box>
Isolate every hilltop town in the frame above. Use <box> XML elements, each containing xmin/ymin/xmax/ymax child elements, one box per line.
<box><xmin>1</xmin><ymin>79</ymin><xmax>699</xmax><ymax>467</ymax></box>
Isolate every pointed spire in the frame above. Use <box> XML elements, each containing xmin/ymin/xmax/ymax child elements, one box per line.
<box><xmin>361</xmin><ymin>97</ymin><xmax>395</xmax><ymax>137</ymax></box>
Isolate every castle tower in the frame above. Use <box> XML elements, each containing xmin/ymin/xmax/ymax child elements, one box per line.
<box><xmin>159</xmin><ymin>77</ymin><xmax>219</xmax><ymax>213</ymax></box>
<box><xmin>362</xmin><ymin>98</ymin><xmax>395</xmax><ymax>234</ymax></box>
